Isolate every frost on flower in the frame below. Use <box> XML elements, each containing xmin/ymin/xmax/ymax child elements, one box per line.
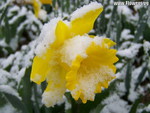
<box><xmin>30</xmin><ymin>2</ymin><xmax>118</xmax><ymax>107</ymax></box>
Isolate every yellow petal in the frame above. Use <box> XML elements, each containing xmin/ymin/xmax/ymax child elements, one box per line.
<box><xmin>66</xmin><ymin>55</ymin><xmax>83</xmax><ymax>90</ymax></box>
<box><xmin>40</xmin><ymin>0</ymin><xmax>52</xmax><ymax>5</ymax></box>
<box><xmin>86</xmin><ymin>42</ymin><xmax>119</xmax><ymax>65</ymax></box>
<box><xmin>30</xmin><ymin>48</ymin><xmax>53</xmax><ymax>84</ymax></box>
<box><xmin>33</xmin><ymin>0</ymin><xmax>41</xmax><ymax>17</ymax></box>
<box><xmin>51</xmin><ymin>21</ymin><xmax>69</xmax><ymax>48</ymax></box>
<box><xmin>69</xmin><ymin>3</ymin><xmax>103</xmax><ymax>36</ymax></box>
<box><xmin>102</xmin><ymin>38</ymin><xmax>116</xmax><ymax>48</ymax></box>
<box><xmin>66</xmin><ymin>41</ymin><xmax>118</xmax><ymax>103</ymax></box>
<box><xmin>42</xmin><ymin>64</ymin><xmax>66</xmax><ymax>107</ymax></box>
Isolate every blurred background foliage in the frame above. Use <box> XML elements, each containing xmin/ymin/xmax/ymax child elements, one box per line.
<box><xmin>0</xmin><ymin>0</ymin><xmax>150</xmax><ymax>113</ymax></box>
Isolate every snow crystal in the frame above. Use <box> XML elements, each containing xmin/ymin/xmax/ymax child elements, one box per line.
<box><xmin>117</xmin><ymin>43</ymin><xmax>141</xmax><ymax>58</ymax></box>
<box><xmin>9</xmin><ymin>37</ymin><xmax>18</xmax><ymax>50</ymax></box>
<box><xmin>116</xmin><ymin>82</ymin><xmax>126</xmax><ymax>96</ymax></box>
<box><xmin>116</xmin><ymin>63</ymin><xmax>124</xmax><ymax>69</ymax></box>
<box><xmin>0</xmin><ymin>39</ymin><xmax>7</xmax><ymax>47</ymax></box>
<box><xmin>64</xmin><ymin>97</ymin><xmax>71</xmax><ymax>110</ymax></box>
<box><xmin>0</xmin><ymin>69</ymin><xmax>12</xmax><ymax>85</ymax></box>
<box><xmin>17</xmin><ymin>68</ymin><xmax>26</xmax><ymax>83</ymax></box>
<box><xmin>128</xmin><ymin>66</ymin><xmax>143</xmax><ymax>102</ymax></box>
<box><xmin>0</xmin><ymin>103</ymin><xmax>19</xmax><ymax>113</ymax></box>
<box><xmin>134</xmin><ymin>5</ymin><xmax>142</xmax><ymax>11</ymax></box>
<box><xmin>105</xmin><ymin>6</ymin><xmax>113</xmax><ymax>19</ymax></box>
<box><xmin>117</xmin><ymin>6</ymin><xmax>131</xmax><ymax>16</ymax></box>
<box><xmin>7</xmin><ymin>5</ymin><xmax>20</xmax><ymax>17</ymax></box>
<box><xmin>117</xmin><ymin>6</ymin><xmax>139</xmax><ymax>23</ymax></box>
<box><xmin>115</xmin><ymin>72</ymin><xmax>122</xmax><ymax>78</ymax></box>
<box><xmin>17</xmin><ymin>10</ymin><xmax>43</xmax><ymax>34</ymax></box>
<box><xmin>119</xmin><ymin>41</ymin><xmax>131</xmax><ymax>50</ymax></box>
<box><xmin>143</xmin><ymin>41</ymin><xmax>150</xmax><ymax>54</ymax></box>
<box><xmin>0</xmin><ymin>40</ymin><xmax>36</xmax><ymax>87</ymax></box>
<box><xmin>60</xmin><ymin>35</ymin><xmax>93</xmax><ymax>66</ymax></box>
<box><xmin>128</xmin><ymin>88</ymin><xmax>139</xmax><ymax>102</ymax></box>
<box><xmin>38</xmin><ymin>9</ymin><xmax>47</xmax><ymax>21</ymax></box>
<box><xmin>101</xmin><ymin>94</ymin><xmax>130</xmax><ymax>113</ymax></box>
<box><xmin>9</xmin><ymin>7</ymin><xmax>27</xmax><ymax>24</ymax></box>
<box><xmin>0</xmin><ymin>85</ymin><xmax>21</xmax><ymax>100</ymax></box>
<box><xmin>145</xmin><ymin>104</ymin><xmax>150</xmax><ymax>112</ymax></box>
<box><xmin>0</xmin><ymin>54</ymin><xmax>15</xmax><ymax>68</ymax></box>
<box><xmin>121</xmin><ymin>29</ymin><xmax>134</xmax><ymax>40</ymax></box>
<box><xmin>93</xmin><ymin>36</ymin><xmax>104</xmax><ymax>46</ymax></box>
<box><xmin>35</xmin><ymin>18</ymin><xmax>61</xmax><ymax>56</ymax></box>
<box><xmin>71</xmin><ymin>2</ymin><xmax>103</xmax><ymax>21</ymax></box>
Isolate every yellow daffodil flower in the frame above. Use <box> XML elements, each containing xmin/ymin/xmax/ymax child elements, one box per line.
<box><xmin>30</xmin><ymin>2</ymin><xmax>118</xmax><ymax>107</ymax></box>
<box><xmin>33</xmin><ymin>0</ymin><xmax>52</xmax><ymax>19</ymax></box>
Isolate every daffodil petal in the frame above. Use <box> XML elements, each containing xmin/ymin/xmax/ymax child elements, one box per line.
<box><xmin>70</xmin><ymin>56</ymin><xmax>115</xmax><ymax>103</ymax></box>
<box><xmin>51</xmin><ymin>21</ymin><xmax>69</xmax><ymax>48</ymax></box>
<box><xmin>86</xmin><ymin>42</ymin><xmax>119</xmax><ymax>65</ymax></box>
<box><xmin>102</xmin><ymin>38</ymin><xmax>116</xmax><ymax>48</ymax></box>
<box><xmin>30</xmin><ymin>48</ymin><xmax>53</xmax><ymax>84</ymax></box>
<box><xmin>60</xmin><ymin>36</ymin><xmax>118</xmax><ymax>103</ymax></box>
<box><xmin>42</xmin><ymin>64</ymin><xmax>66</xmax><ymax>107</ymax></box>
<box><xmin>69</xmin><ymin>2</ymin><xmax>103</xmax><ymax>36</ymax></box>
<box><xmin>33</xmin><ymin>0</ymin><xmax>41</xmax><ymax>17</ymax></box>
<box><xmin>40</xmin><ymin>0</ymin><xmax>52</xmax><ymax>4</ymax></box>
<box><xmin>66</xmin><ymin>55</ymin><xmax>83</xmax><ymax>90</ymax></box>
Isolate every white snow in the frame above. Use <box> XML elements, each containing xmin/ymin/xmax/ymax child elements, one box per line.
<box><xmin>71</xmin><ymin>2</ymin><xmax>103</xmax><ymax>21</ymax></box>
<box><xmin>0</xmin><ymin>103</ymin><xmax>19</xmax><ymax>113</ymax></box>
<box><xmin>121</xmin><ymin>29</ymin><xmax>134</xmax><ymax>40</ymax></box>
<box><xmin>117</xmin><ymin>6</ymin><xmax>139</xmax><ymax>23</ymax></box>
<box><xmin>128</xmin><ymin>66</ymin><xmax>143</xmax><ymax>102</ymax></box>
<box><xmin>143</xmin><ymin>41</ymin><xmax>150</xmax><ymax>54</ymax></box>
<box><xmin>9</xmin><ymin>7</ymin><xmax>27</xmax><ymax>24</ymax></box>
<box><xmin>145</xmin><ymin>104</ymin><xmax>150</xmax><ymax>112</ymax></box>
<box><xmin>64</xmin><ymin>97</ymin><xmax>71</xmax><ymax>110</ymax></box>
<box><xmin>35</xmin><ymin>18</ymin><xmax>61</xmax><ymax>56</ymax></box>
<box><xmin>134</xmin><ymin>5</ymin><xmax>142</xmax><ymax>11</ymax></box>
<box><xmin>117</xmin><ymin>6</ymin><xmax>131</xmax><ymax>16</ymax></box>
<box><xmin>117</xmin><ymin>43</ymin><xmax>141</xmax><ymax>59</ymax></box>
<box><xmin>116</xmin><ymin>82</ymin><xmax>126</xmax><ymax>96</ymax></box>
<box><xmin>0</xmin><ymin>54</ymin><xmax>15</xmax><ymax>68</ymax></box>
<box><xmin>9</xmin><ymin>37</ymin><xmax>18</xmax><ymax>51</ymax></box>
<box><xmin>60</xmin><ymin>35</ymin><xmax>93</xmax><ymax>66</ymax></box>
<box><xmin>0</xmin><ymin>69</ymin><xmax>12</xmax><ymax>85</ymax></box>
<box><xmin>116</xmin><ymin>63</ymin><xmax>124</xmax><ymax>69</ymax></box>
<box><xmin>7</xmin><ymin>5</ymin><xmax>20</xmax><ymax>17</ymax></box>
<box><xmin>38</xmin><ymin>9</ymin><xmax>47</xmax><ymax>21</ymax></box>
<box><xmin>17</xmin><ymin>11</ymin><xmax>43</xmax><ymax>34</ymax></box>
<box><xmin>17</xmin><ymin>68</ymin><xmax>26</xmax><ymax>83</ymax></box>
<box><xmin>0</xmin><ymin>40</ymin><xmax>36</xmax><ymax>86</ymax></box>
<box><xmin>0</xmin><ymin>39</ymin><xmax>8</xmax><ymax>47</ymax></box>
<box><xmin>0</xmin><ymin>85</ymin><xmax>21</xmax><ymax>100</ymax></box>
<box><xmin>101</xmin><ymin>94</ymin><xmax>130</xmax><ymax>113</ymax></box>
<box><xmin>105</xmin><ymin>6</ymin><xmax>113</xmax><ymax>19</ymax></box>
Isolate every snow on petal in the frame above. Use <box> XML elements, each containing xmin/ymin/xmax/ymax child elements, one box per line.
<box><xmin>70</xmin><ymin>2</ymin><xmax>103</xmax><ymax>36</ymax></box>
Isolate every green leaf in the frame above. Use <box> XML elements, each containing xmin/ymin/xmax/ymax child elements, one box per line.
<box><xmin>125</xmin><ymin>62</ymin><xmax>132</xmax><ymax>95</ymax></box>
<box><xmin>135</xmin><ymin>63</ymin><xmax>148</xmax><ymax>90</ymax></box>
<box><xmin>0</xmin><ymin>5</ymin><xmax>8</xmax><ymax>25</ymax></box>
<box><xmin>134</xmin><ymin>8</ymin><xmax>148</xmax><ymax>42</ymax></box>
<box><xmin>32</xmin><ymin>84</ymin><xmax>40</xmax><ymax>113</ymax></box>
<box><xmin>0</xmin><ymin>92</ymin><xmax>7</xmax><ymax>107</ymax></box>
<box><xmin>129</xmin><ymin>98</ymin><xmax>141</xmax><ymax>113</ymax></box>
<box><xmin>2</xmin><ymin>92</ymin><xmax>28</xmax><ymax>113</ymax></box>
<box><xmin>18</xmin><ymin>67</ymin><xmax>33</xmax><ymax>113</ymax></box>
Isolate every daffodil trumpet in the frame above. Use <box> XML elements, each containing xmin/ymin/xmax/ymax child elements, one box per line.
<box><xmin>30</xmin><ymin>2</ymin><xmax>118</xmax><ymax>107</ymax></box>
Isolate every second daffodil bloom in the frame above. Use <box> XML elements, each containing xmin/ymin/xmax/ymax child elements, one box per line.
<box><xmin>33</xmin><ymin>0</ymin><xmax>52</xmax><ymax>19</ymax></box>
<box><xmin>31</xmin><ymin>2</ymin><xmax>119</xmax><ymax>107</ymax></box>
